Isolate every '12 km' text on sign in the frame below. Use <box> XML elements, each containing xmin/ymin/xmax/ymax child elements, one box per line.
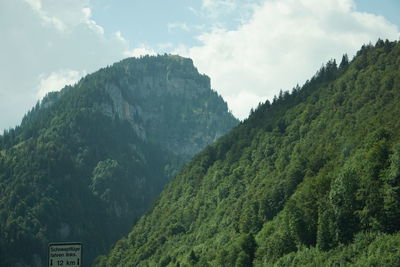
<box><xmin>48</xmin><ymin>242</ymin><xmax>82</xmax><ymax>266</ymax></box>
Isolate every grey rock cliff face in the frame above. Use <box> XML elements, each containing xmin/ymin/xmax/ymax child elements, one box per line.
<box><xmin>104</xmin><ymin>83</ymin><xmax>146</xmax><ymax>140</ymax></box>
<box><xmin>102</xmin><ymin>55</ymin><xmax>238</xmax><ymax>159</ymax></box>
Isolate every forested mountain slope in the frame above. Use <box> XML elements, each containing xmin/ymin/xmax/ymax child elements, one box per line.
<box><xmin>96</xmin><ymin>40</ymin><xmax>400</xmax><ymax>266</ymax></box>
<box><xmin>0</xmin><ymin>55</ymin><xmax>238</xmax><ymax>266</ymax></box>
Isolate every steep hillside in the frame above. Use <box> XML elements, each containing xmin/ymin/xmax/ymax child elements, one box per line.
<box><xmin>0</xmin><ymin>55</ymin><xmax>238</xmax><ymax>266</ymax></box>
<box><xmin>96</xmin><ymin>40</ymin><xmax>400</xmax><ymax>266</ymax></box>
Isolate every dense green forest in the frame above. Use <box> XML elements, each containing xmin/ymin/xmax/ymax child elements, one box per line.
<box><xmin>0</xmin><ymin>55</ymin><xmax>238</xmax><ymax>266</ymax></box>
<box><xmin>96</xmin><ymin>40</ymin><xmax>400</xmax><ymax>266</ymax></box>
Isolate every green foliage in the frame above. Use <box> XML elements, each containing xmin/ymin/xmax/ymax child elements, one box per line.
<box><xmin>330</xmin><ymin>166</ymin><xmax>360</xmax><ymax>244</ymax></box>
<box><xmin>90</xmin><ymin>159</ymin><xmax>123</xmax><ymax>200</ymax></box>
<box><xmin>273</xmin><ymin>231</ymin><xmax>400</xmax><ymax>267</ymax></box>
<box><xmin>0</xmin><ymin>55</ymin><xmax>237</xmax><ymax>266</ymax></box>
<box><xmin>382</xmin><ymin>144</ymin><xmax>400</xmax><ymax>233</ymax></box>
<box><xmin>97</xmin><ymin>40</ymin><xmax>400</xmax><ymax>266</ymax></box>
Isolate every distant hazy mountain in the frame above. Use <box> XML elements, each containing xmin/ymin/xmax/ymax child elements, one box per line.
<box><xmin>0</xmin><ymin>55</ymin><xmax>238</xmax><ymax>266</ymax></box>
<box><xmin>97</xmin><ymin>40</ymin><xmax>400</xmax><ymax>266</ymax></box>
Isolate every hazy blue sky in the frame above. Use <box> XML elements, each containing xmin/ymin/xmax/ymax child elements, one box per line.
<box><xmin>1</xmin><ymin>0</ymin><xmax>399</xmax><ymax>130</ymax></box>
<box><xmin>90</xmin><ymin>0</ymin><xmax>400</xmax><ymax>50</ymax></box>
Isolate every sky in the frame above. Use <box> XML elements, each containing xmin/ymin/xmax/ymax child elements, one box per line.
<box><xmin>1</xmin><ymin>0</ymin><xmax>399</xmax><ymax>131</ymax></box>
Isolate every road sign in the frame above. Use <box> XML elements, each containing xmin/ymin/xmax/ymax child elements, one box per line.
<box><xmin>48</xmin><ymin>242</ymin><xmax>82</xmax><ymax>267</ymax></box>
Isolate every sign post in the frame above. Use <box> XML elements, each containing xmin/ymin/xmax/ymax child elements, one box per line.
<box><xmin>48</xmin><ymin>242</ymin><xmax>82</xmax><ymax>267</ymax></box>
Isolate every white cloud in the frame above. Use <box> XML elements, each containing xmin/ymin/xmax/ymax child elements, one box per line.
<box><xmin>225</xmin><ymin>91</ymin><xmax>266</xmax><ymax>118</ymax></box>
<box><xmin>24</xmin><ymin>0</ymin><xmax>41</xmax><ymax>10</ymax></box>
<box><xmin>24</xmin><ymin>0</ymin><xmax>105</xmax><ymax>34</ymax></box>
<box><xmin>37</xmin><ymin>70</ymin><xmax>85</xmax><ymax>99</ymax></box>
<box><xmin>188</xmin><ymin>0</ymin><xmax>399</xmax><ymax>120</ymax></box>
<box><xmin>202</xmin><ymin>0</ymin><xmax>237</xmax><ymax>18</ymax></box>
<box><xmin>114</xmin><ymin>31</ymin><xmax>126</xmax><ymax>43</ymax></box>
<box><xmin>82</xmin><ymin>7</ymin><xmax>104</xmax><ymax>35</ymax></box>
<box><xmin>200</xmin><ymin>0</ymin><xmax>263</xmax><ymax>26</ymax></box>
<box><xmin>125</xmin><ymin>46</ymin><xmax>157</xmax><ymax>58</ymax></box>
<box><xmin>158</xmin><ymin>42</ymin><xmax>174</xmax><ymax>51</ymax></box>
<box><xmin>0</xmin><ymin>0</ymin><xmax>129</xmax><ymax>130</ymax></box>
<box><xmin>24</xmin><ymin>0</ymin><xmax>65</xmax><ymax>31</ymax></box>
<box><xmin>168</xmin><ymin>22</ymin><xmax>190</xmax><ymax>32</ymax></box>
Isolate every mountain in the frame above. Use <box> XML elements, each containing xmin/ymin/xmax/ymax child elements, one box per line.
<box><xmin>96</xmin><ymin>40</ymin><xmax>400</xmax><ymax>266</ymax></box>
<box><xmin>0</xmin><ymin>55</ymin><xmax>238</xmax><ymax>266</ymax></box>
